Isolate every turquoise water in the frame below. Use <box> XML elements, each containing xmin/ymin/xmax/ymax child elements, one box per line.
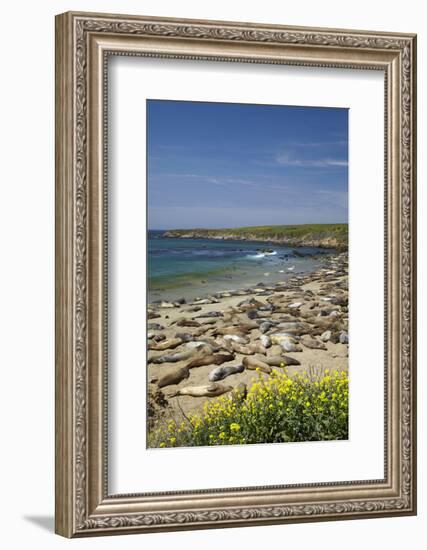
<box><xmin>148</xmin><ymin>231</ymin><xmax>333</xmax><ymax>303</ymax></box>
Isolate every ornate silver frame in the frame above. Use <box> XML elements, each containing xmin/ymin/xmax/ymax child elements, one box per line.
<box><xmin>55</xmin><ymin>11</ymin><xmax>417</xmax><ymax>537</ymax></box>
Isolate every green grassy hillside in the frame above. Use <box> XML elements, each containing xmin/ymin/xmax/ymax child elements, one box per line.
<box><xmin>163</xmin><ymin>223</ymin><xmax>348</xmax><ymax>250</ymax></box>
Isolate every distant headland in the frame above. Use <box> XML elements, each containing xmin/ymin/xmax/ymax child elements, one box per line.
<box><xmin>162</xmin><ymin>223</ymin><xmax>348</xmax><ymax>251</ymax></box>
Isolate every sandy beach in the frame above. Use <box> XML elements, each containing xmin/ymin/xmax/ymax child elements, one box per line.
<box><xmin>147</xmin><ymin>251</ymin><xmax>349</xmax><ymax>435</ymax></box>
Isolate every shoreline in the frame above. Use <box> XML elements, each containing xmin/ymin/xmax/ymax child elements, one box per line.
<box><xmin>148</xmin><ymin>243</ymin><xmax>336</xmax><ymax>305</ymax></box>
<box><xmin>147</xmin><ymin>251</ymin><xmax>349</xmax><ymax>435</ymax></box>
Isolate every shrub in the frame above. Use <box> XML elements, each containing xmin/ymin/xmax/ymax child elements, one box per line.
<box><xmin>148</xmin><ymin>369</ymin><xmax>349</xmax><ymax>448</ymax></box>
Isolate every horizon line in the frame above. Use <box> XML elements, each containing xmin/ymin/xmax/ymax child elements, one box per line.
<box><xmin>148</xmin><ymin>222</ymin><xmax>348</xmax><ymax>231</ymax></box>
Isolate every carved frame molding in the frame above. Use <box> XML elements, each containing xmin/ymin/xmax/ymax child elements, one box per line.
<box><xmin>55</xmin><ymin>11</ymin><xmax>416</xmax><ymax>537</ymax></box>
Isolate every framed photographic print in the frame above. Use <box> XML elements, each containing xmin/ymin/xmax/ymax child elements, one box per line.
<box><xmin>55</xmin><ymin>11</ymin><xmax>417</xmax><ymax>537</ymax></box>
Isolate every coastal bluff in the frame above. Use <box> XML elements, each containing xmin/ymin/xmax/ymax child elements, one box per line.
<box><xmin>162</xmin><ymin>224</ymin><xmax>348</xmax><ymax>251</ymax></box>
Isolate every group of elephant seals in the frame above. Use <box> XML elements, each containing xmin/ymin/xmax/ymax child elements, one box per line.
<box><xmin>169</xmin><ymin>382</ymin><xmax>233</xmax><ymax>398</ymax></box>
<box><xmin>209</xmin><ymin>364</ymin><xmax>244</xmax><ymax>382</ymax></box>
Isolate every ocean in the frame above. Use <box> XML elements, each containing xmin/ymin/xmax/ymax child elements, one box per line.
<box><xmin>148</xmin><ymin>230</ymin><xmax>333</xmax><ymax>303</ymax></box>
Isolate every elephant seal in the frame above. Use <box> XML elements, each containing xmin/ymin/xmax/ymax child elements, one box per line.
<box><xmin>186</xmin><ymin>353</ymin><xmax>235</xmax><ymax>369</ymax></box>
<box><xmin>339</xmin><ymin>331</ymin><xmax>349</xmax><ymax>344</ymax></box>
<box><xmin>259</xmin><ymin>335</ymin><xmax>271</xmax><ymax>348</ymax></box>
<box><xmin>223</xmin><ymin>334</ymin><xmax>249</xmax><ymax>344</ymax></box>
<box><xmin>215</xmin><ymin>338</ymin><xmax>234</xmax><ymax>353</ymax></box>
<box><xmin>195</xmin><ymin>311</ymin><xmax>224</xmax><ymax>318</ymax></box>
<box><xmin>148</xmin><ymin>337</ymin><xmax>182</xmax><ymax>351</ymax></box>
<box><xmin>320</xmin><ymin>330</ymin><xmax>332</xmax><ymax>342</ymax></box>
<box><xmin>301</xmin><ymin>335</ymin><xmax>327</xmax><ymax>350</ymax></box>
<box><xmin>147</xmin><ymin>323</ymin><xmax>164</xmax><ymax>331</ymax></box>
<box><xmin>242</xmin><ymin>356</ymin><xmax>272</xmax><ymax>374</ymax></box>
<box><xmin>274</xmin><ymin>322</ymin><xmax>309</xmax><ymax>336</ymax></box>
<box><xmin>260</xmin><ymin>355</ymin><xmax>301</xmax><ymax>367</ymax></box>
<box><xmin>209</xmin><ymin>364</ymin><xmax>244</xmax><ymax>382</ymax></box>
<box><xmin>185</xmin><ymin>341</ymin><xmax>214</xmax><ymax>350</ymax></box>
<box><xmin>279</xmin><ymin>338</ymin><xmax>303</xmax><ymax>353</ymax></box>
<box><xmin>151</xmin><ymin>366</ymin><xmax>190</xmax><ymax>388</ymax></box>
<box><xmin>214</xmin><ymin>322</ymin><xmax>258</xmax><ymax>336</ymax></box>
<box><xmin>230</xmin><ymin>342</ymin><xmax>266</xmax><ymax>355</ymax></box>
<box><xmin>259</xmin><ymin>321</ymin><xmax>274</xmax><ymax>333</ymax></box>
<box><xmin>149</xmin><ymin>345</ymin><xmax>211</xmax><ymax>364</ymax></box>
<box><xmin>175</xmin><ymin>318</ymin><xmax>201</xmax><ymax>328</ymax></box>
<box><xmin>270</xmin><ymin>332</ymin><xmax>298</xmax><ymax>345</ymax></box>
<box><xmin>169</xmin><ymin>383</ymin><xmax>233</xmax><ymax>398</ymax></box>
<box><xmin>174</xmin><ymin>332</ymin><xmax>194</xmax><ymax>342</ymax></box>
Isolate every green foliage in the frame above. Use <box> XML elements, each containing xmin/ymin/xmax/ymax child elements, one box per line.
<box><xmin>148</xmin><ymin>369</ymin><xmax>349</xmax><ymax>448</ymax></box>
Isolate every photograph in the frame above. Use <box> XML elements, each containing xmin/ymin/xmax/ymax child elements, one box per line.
<box><xmin>146</xmin><ymin>99</ymin><xmax>349</xmax><ymax>449</ymax></box>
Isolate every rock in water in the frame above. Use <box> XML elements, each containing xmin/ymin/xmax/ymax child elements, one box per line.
<box><xmin>301</xmin><ymin>335</ymin><xmax>327</xmax><ymax>350</ymax></box>
<box><xmin>209</xmin><ymin>364</ymin><xmax>244</xmax><ymax>382</ymax></box>
<box><xmin>169</xmin><ymin>383</ymin><xmax>233</xmax><ymax>398</ymax></box>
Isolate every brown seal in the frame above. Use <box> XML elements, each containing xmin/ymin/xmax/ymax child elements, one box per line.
<box><xmin>230</xmin><ymin>342</ymin><xmax>266</xmax><ymax>355</ymax></box>
<box><xmin>242</xmin><ymin>356</ymin><xmax>272</xmax><ymax>374</ymax></box>
<box><xmin>260</xmin><ymin>355</ymin><xmax>301</xmax><ymax>367</ymax></box>
<box><xmin>151</xmin><ymin>366</ymin><xmax>190</xmax><ymax>388</ymax></box>
<box><xmin>169</xmin><ymin>382</ymin><xmax>233</xmax><ymax>398</ymax></box>
<box><xmin>149</xmin><ymin>345</ymin><xmax>211</xmax><ymax>364</ymax></box>
<box><xmin>186</xmin><ymin>353</ymin><xmax>235</xmax><ymax>369</ymax></box>
<box><xmin>148</xmin><ymin>337</ymin><xmax>182</xmax><ymax>351</ymax></box>
<box><xmin>300</xmin><ymin>335</ymin><xmax>327</xmax><ymax>350</ymax></box>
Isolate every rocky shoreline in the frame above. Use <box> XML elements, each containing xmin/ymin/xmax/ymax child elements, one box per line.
<box><xmin>162</xmin><ymin>225</ymin><xmax>348</xmax><ymax>251</ymax></box>
<box><xmin>147</xmin><ymin>252</ymin><xmax>349</xmax><ymax>431</ymax></box>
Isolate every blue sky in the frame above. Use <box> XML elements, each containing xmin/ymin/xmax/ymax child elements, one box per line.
<box><xmin>147</xmin><ymin>100</ymin><xmax>348</xmax><ymax>230</ymax></box>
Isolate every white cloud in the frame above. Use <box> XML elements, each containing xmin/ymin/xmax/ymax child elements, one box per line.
<box><xmin>276</xmin><ymin>152</ymin><xmax>348</xmax><ymax>168</ymax></box>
